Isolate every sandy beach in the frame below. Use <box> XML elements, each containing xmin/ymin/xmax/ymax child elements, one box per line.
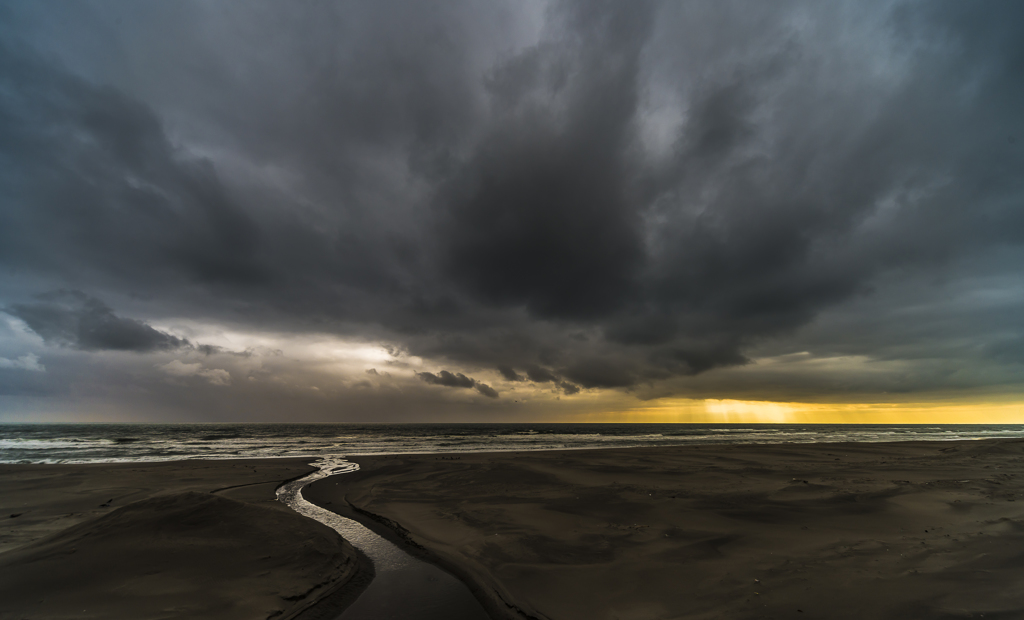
<box><xmin>0</xmin><ymin>458</ymin><xmax>367</xmax><ymax>620</ymax></box>
<box><xmin>306</xmin><ymin>439</ymin><xmax>1024</xmax><ymax>620</ymax></box>
<box><xmin>3</xmin><ymin>439</ymin><xmax>1023</xmax><ymax>620</ymax></box>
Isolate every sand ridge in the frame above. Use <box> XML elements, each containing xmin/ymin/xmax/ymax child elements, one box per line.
<box><xmin>0</xmin><ymin>458</ymin><xmax>366</xmax><ymax>620</ymax></box>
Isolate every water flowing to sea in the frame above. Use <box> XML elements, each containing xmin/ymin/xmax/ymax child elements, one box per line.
<box><xmin>276</xmin><ymin>457</ymin><xmax>489</xmax><ymax>620</ymax></box>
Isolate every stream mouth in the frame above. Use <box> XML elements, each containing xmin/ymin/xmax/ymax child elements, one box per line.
<box><xmin>277</xmin><ymin>457</ymin><xmax>491</xmax><ymax>620</ymax></box>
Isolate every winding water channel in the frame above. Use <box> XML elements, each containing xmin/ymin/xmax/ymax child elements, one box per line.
<box><xmin>277</xmin><ymin>457</ymin><xmax>491</xmax><ymax>620</ymax></box>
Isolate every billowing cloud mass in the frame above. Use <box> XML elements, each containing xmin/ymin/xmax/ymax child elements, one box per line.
<box><xmin>7</xmin><ymin>291</ymin><xmax>188</xmax><ymax>352</ymax></box>
<box><xmin>0</xmin><ymin>0</ymin><xmax>1022</xmax><ymax>422</ymax></box>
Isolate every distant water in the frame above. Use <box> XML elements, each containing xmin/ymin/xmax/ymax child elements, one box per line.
<box><xmin>3</xmin><ymin>423</ymin><xmax>1024</xmax><ymax>464</ymax></box>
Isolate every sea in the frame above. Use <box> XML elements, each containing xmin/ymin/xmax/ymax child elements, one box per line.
<box><xmin>2</xmin><ymin>423</ymin><xmax>1024</xmax><ymax>464</ymax></box>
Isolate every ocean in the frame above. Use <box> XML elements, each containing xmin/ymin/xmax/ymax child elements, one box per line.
<box><xmin>3</xmin><ymin>423</ymin><xmax>1024</xmax><ymax>464</ymax></box>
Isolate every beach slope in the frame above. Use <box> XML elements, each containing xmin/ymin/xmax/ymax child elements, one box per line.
<box><xmin>0</xmin><ymin>459</ymin><xmax>363</xmax><ymax>620</ymax></box>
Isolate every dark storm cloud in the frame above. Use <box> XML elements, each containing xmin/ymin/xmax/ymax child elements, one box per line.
<box><xmin>7</xmin><ymin>291</ymin><xmax>187</xmax><ymax>352</ymax></box>
<box><xmin>1</xmin><ymin>0</ymin><xmax>1023</xmax><ymax>418</ymax></box>
<box><xmin>525</xmin><ymin>365</ymin><xmax>559</xmax><ymax>383</ymax></box>
<box><xmin>496</xmin><ymin>362</ymin><xmax>586</xmax><ymax>394</ymax></box>
<box><xmin>422</xmin><ymin>0</ymin><xmax>1021</xmax><ymax>390</ymax></box>
<box><xmin>497</xmin><ymin>365</ymin><xmax>524</xmax><ymax>382</ymax></box>
<box><xmin>438</xmin><ymin>1</ymin><xmax>652</xmax><ymax>319</ymax></box>
<box><xmin>0</xmin><ymin>39</ymin><xmax>270</xmax><ymax>291</ymax></box>
<box><xmin>559</xmin><ymin>381</ymin><xmax>581</xmax><ymax>396</ymax></box>
<box><xmin>474</xmin><ymin>383</ymin><xmax>500</xmax><ymax>399</ymax></box>
<box><xmin>417</xmin><ymin>370</ymin><xmax>498</xmax><ymax>398</ymax></box>
<box><xmin>658</xmin><ymin>346</ymin><xmax>751</xmax><ymax>377</ymax></box>
<box><xmin>418</xmin><ymin>370</ymin><xmax>476</xmax><ymax>389</ymax></box>
<box><xmin>560</xmin><ymin>359</ymin><xmax>635</xmax><ymax>389</ymax></box>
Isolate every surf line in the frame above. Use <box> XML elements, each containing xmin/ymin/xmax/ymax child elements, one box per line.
<box><xmin>276</xmin><ymin>457</ymin><xmax>491</xmax><ymax>620</ymax></box>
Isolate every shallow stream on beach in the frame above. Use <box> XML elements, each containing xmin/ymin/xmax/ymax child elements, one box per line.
<box><xmin>276</xmin><ymin>458</ymin><xmax>490</xmax><ymax>620</ymax></box>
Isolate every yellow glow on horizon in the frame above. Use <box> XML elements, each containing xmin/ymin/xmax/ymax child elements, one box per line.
<box><xmin>576</xmin><ymin>398</ymin><xmax>1024</xmax><ymax>424</ymax></box>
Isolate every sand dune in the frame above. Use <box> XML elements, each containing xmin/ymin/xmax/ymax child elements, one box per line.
<box><xmin>0</xmin><ymin>459</ymin><xmax>364</xmax><ymax>620</ymax></box>
<box><xmin>305</xmin><ymin>439</ymin><xmax>1024</xmax><ymax>620</ymax></box>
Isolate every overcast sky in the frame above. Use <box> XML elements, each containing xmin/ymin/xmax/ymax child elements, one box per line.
<box><xmin>1</xmin><ymin>0</ymin><xmax>1022</xmax><ymax>423</ymax></box>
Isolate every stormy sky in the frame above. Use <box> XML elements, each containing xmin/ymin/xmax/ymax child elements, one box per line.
<box><xmin>1</xmin><ymin>0</ymin><xmax>1022</xmax><ymax>423</ymax></box>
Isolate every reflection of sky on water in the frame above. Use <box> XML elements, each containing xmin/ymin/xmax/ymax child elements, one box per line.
<box><xmin>278</xmin><ymin>458</ymin><xmax>489</xmax><ymax>620</ymax></box>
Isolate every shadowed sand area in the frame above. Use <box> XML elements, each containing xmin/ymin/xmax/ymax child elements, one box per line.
<box><xmin>305</xmin><ymin>439</ymin><xmax>1024</xmax><ymax>620</ymax></box>
<box><xmin>0</xmin><ymin>459</ymin><xmax>366</xmax><ymax>620</ymax></box>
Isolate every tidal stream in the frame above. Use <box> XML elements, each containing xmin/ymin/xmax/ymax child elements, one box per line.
<box><xmin>277</xmin><ymin>457</ymin><xmax>491</xmax><ymax>620</ymax></box>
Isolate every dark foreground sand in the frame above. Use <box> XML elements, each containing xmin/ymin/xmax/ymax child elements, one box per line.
<box><xmin>305</xmin><ymin>439</ymin><xmax>1024</xmax><ymax>620</ymax></box>
<box><xmin>0</xmin><ymin>459</ymin><xmax>365</xmax><ymax>620</ymax></box>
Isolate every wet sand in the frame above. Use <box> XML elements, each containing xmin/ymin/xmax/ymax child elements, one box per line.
<box><xmin>0</xmin><ymin>459</ymin><xmax>366</xmax><ymax>620</ymax></box>
<box><xmin>305</xmin><ymin>439</ymin><xmax>1024</xmax><ymax>620</ymax></box>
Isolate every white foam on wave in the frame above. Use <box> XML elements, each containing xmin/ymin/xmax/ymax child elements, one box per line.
<box><xmin>5</xmin><ymin>424</ymin><xmax>1024</xmax><ymax>464</ymax></box>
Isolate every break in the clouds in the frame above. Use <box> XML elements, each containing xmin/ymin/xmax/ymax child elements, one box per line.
<box><xmin>0</xmin><ymin>0</ymin><xmax>1022</xmax><ymax>421</ymax></box>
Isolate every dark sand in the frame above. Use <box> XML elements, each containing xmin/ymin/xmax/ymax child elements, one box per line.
<box><xmin>305</xmin><ymin>439</ymin><xmax>1024</xmax><ymax>620</ymax></box>
<box><xmin>0</xmin><ymin>459</ymin><xmax>365</xmax><ymax>620</ymax></box>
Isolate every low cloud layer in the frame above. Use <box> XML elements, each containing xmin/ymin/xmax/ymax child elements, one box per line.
<box><xmin>1</xmin><ymin>0</ymin><xmax>1023</xmax><ymax>421</ymax></box>
<box><xmin>0</xmin><ymin>353</ymin><xmax>44</xmax><ymax>372</ymax></box>
<box><xmin>159</xmin><ymin>360</ymin><xmax>231</xmax><ymax>386</ymax></box>
<box><xmin>7</xmin><ymin>292</ymin><xmax>188</xmax><ymax>353</ymax></box>
<box><xmin>418</xmin><ymin>370</ymin><xmax>499</xmax><ymax>399</ymax></box>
